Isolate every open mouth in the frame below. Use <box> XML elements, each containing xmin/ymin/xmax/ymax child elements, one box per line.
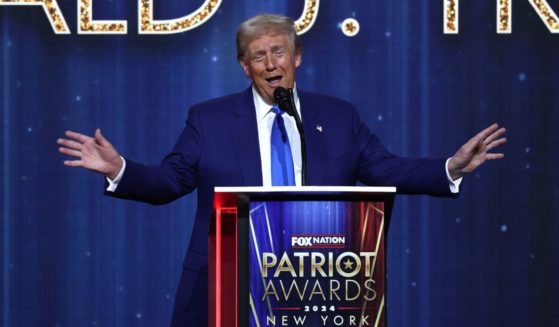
<box><xmin>265</xmin><ymin>75</ymin><xmax>283</xmax><ymax>86</ymax></box>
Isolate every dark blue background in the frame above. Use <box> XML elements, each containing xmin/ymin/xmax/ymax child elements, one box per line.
<box><xmin>1</xmin><ymin>1</ymin><xmax>558</xmax><ymax>326</ymax></box>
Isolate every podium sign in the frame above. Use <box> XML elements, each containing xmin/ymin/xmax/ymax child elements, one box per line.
<box><xmin>210</xmin><ymin>187</ymin><xmax>395</xmax><ymax>327</ymax></box>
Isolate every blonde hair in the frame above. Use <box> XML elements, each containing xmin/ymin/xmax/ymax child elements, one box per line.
<box><xmin>236</xmin><ymin>13</ymin><xmax>301</xmax><ymax>60</ymax></box>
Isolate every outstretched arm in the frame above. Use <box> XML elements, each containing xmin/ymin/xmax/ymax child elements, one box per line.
<box><xmin>57</xmin><ymin>128</ymin><xmax>123</xmax><ymax>179</ymax></box>
<box><xmin>448</xmin><ymin>123</ymin><xmax>507</xmax><ymax>180</ymax></box>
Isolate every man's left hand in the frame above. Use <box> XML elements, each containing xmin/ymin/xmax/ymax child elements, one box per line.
<box><xmin>448</xmin><ymin>123</ymin><xmax>507</xmax><ymax>180</ymax></box>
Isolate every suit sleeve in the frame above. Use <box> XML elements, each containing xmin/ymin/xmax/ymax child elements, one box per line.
<box><xmin>105</xmin><ymin>107</ymin><xmax>203</xmax><ymax>204</ymax></box>
<box><xmin>352</xmin><ymin>107</ymin><xmax>452</xmax><ymax>196</ymax></box>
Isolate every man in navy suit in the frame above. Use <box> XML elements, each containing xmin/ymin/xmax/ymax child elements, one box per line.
<box><xmin>58</xmin><ymin>13</ymin><xmax>506</xmax><ymax>326</ymax></box>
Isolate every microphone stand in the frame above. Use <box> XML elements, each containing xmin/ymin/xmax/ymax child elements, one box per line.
<box><xmin>275</xmin><ymin>87</ymin><xmax>307</xmax><ymax>186</ymax></box>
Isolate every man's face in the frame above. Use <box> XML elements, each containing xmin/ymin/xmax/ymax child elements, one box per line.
<box><xmin>239</xmin><ymin>33</ymin><xmax>302</xmax><ymax>105</ymax></box>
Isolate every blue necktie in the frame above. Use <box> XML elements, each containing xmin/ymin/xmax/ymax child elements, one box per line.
<box><xmin>270</xmin><ymin>106</ymin><xmax>295</xmax><ymax>186</ymax></box>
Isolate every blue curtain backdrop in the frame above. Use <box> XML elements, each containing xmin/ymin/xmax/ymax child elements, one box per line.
<box><xmin>1</xmin><ymin>1</ymin><xmax>558</xmax><ymax>326</ymax></box>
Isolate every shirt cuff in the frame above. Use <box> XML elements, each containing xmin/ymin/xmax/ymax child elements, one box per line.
<box><xmin>445</xmin><ymin>157</ymin><xmax>462</xmax><ymax>194</ymax></box>
<box><xmin>105</xmin><ymin>156</ymin><xmax>126</xmax><ymax>192</ymax></box>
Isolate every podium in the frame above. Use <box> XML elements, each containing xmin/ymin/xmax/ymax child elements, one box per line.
<box><xmin>210</xmin><ymin>186</ymin><xmax>395</xmax><ymax>327</ymax></box>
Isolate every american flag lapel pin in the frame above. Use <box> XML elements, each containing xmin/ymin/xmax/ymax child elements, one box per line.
<box><xmin>316</xmin><ymin>124</ymin><xmax>323</xmax><ymax>132</ymax></box>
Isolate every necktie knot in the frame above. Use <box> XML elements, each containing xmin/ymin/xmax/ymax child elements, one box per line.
<box><xmin>271</xmin><ymin>106</ymin><xmax>289</xmax><ymax>143</ymax></box>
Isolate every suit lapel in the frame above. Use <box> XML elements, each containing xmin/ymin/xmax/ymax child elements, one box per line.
<box><xmin>299</xmin><ymin>91</ymin><xmax>326</xmax><ymax>185</ymax></box>
<box><xmin>229</xmin><ymin>88</ymin><xmax>263</xmax><ymax>186</ymax></box>
<box><xmin>227</xmin><ymin>88</ymin><xmax>327</xmax><ymax>186</ymax></box>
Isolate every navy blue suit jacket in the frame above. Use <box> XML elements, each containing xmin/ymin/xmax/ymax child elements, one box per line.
<box><xmin>109</xmin><ymin>87</ymin><xmax>451</xmax><ymax>326</ymax></box>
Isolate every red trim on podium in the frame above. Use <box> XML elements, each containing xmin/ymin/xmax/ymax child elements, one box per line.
<box><xmin>210</xmin><ymin>193</ymin><xmax>239</xmax><ymax>327</ymax></box>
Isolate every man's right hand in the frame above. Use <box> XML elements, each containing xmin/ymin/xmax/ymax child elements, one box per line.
<box><xmin>57</xmin><ymin>128</ymin><xmax>123</xmax><ymax>180</ymax></box>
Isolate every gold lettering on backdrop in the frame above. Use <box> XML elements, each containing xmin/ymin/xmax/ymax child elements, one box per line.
<box><xmin>79</xmin><ymin>0</ymin><xmax>126</xmax><ymax>34</ymax></box>
<box><xmin>498</xmin><ymin>0</ymin><xmax>512</xmax><ymax>33</ymax></box>
<box><xmin>5</xmin><ymin>0</ymin><xmax>556</xmax><ymax>35</ymax></box>
<box><xmin>139</xmin><ymin>0</ymin><xmax>222</xmax><ymax>34</ymax></box>
<box><xmin>444</xmin><ymin>0</ymin><xmax>458</xmax><ymax>34</ymax></box>
<box><xmin>294</xmin><ymin>0</ymin><xmax>319</xmax><ymax>35</ymax></box>
<box><xmin>447</xmin><ymin>0</ymin><xmax>559</xmax><ymax>34</ymax></box>
<box><xmin>0</xmin><ymin>0</ymin><xmax>70</xmax><ymax>34</ymax></box>
<box><xmin>529</xmin><ymin>0</ymin><xmax>559</xmax><ymax>32</ymax></box>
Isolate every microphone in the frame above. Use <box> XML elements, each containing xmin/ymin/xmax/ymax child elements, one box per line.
<box><xmin>273</xmin><ymin>87</ymin><xmax>296</xmax><ymax>117</ymax></box>
<box><xmin>273</xmin><ymin>87</ymin><xmax>307</xmax><ymax>186</ymax></box>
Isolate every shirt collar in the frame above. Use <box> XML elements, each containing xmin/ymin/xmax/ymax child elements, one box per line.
<box><xmin>252</xmin><ymin>84</ymin><xmax>301</xmax><ymax>122</ymax></box>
